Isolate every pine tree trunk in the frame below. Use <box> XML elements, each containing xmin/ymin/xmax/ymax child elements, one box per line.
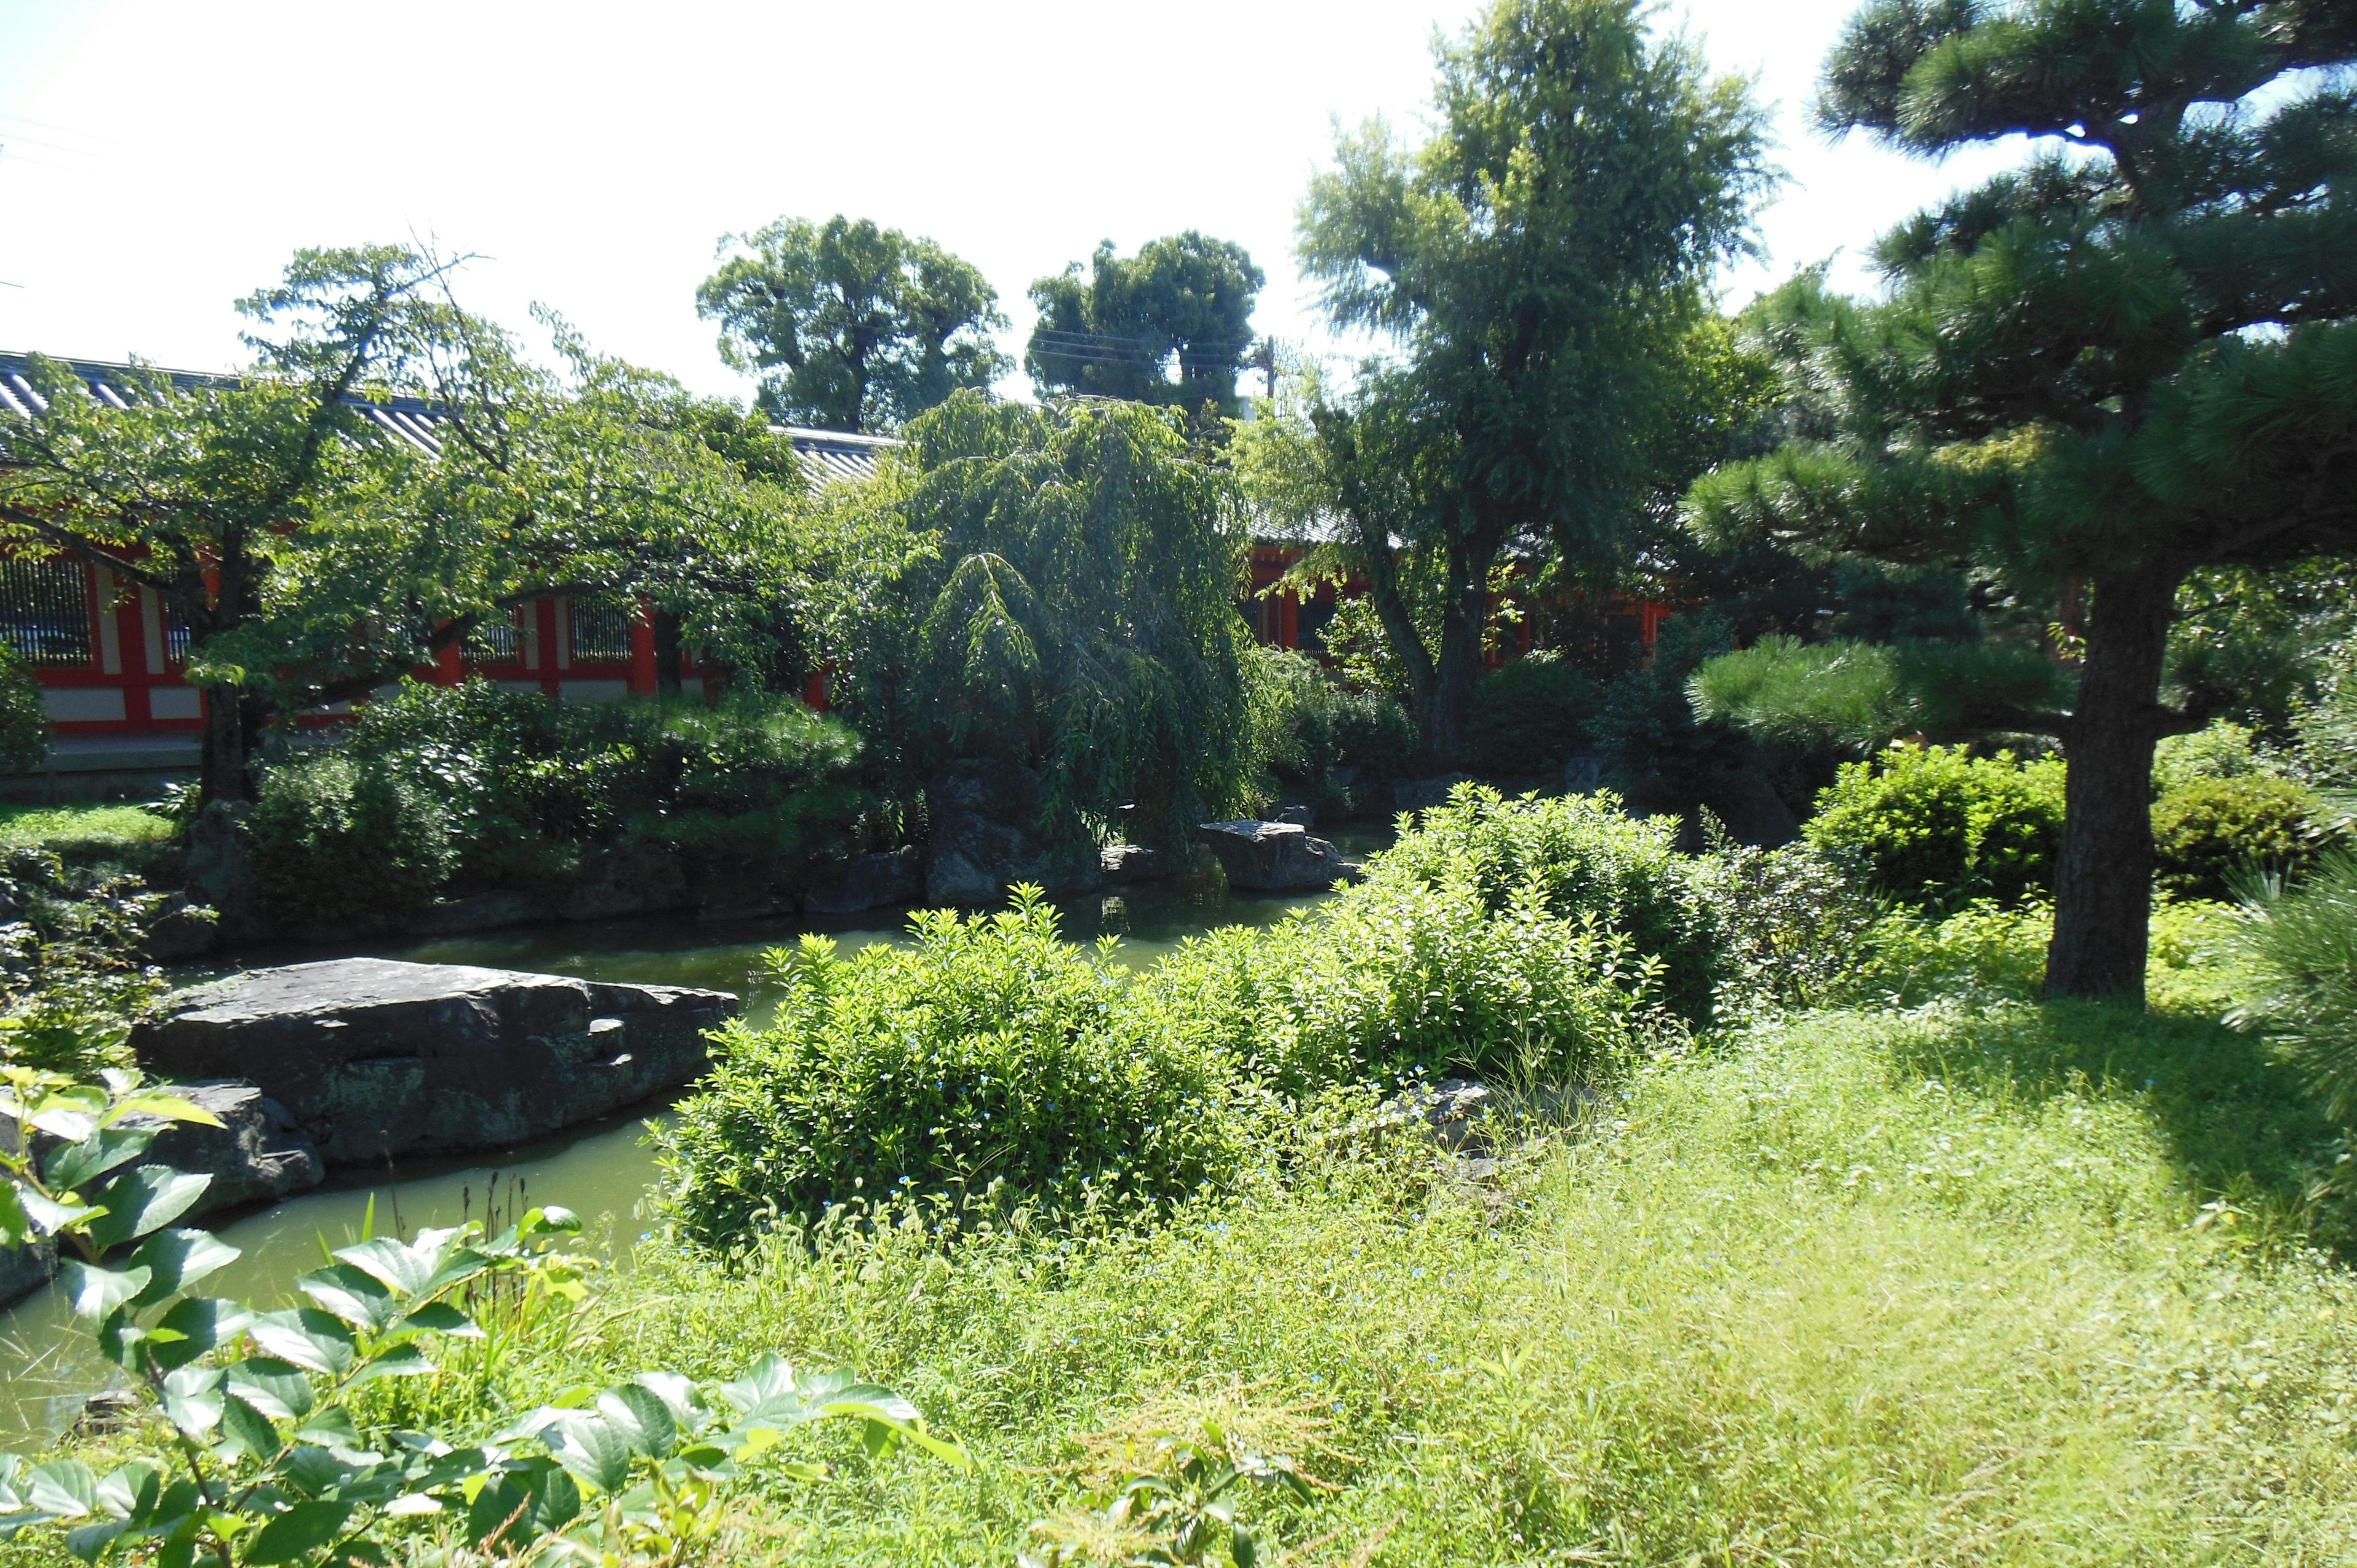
<box><xmin>198</xmin><ymin>682</ymin><xmax>253</xmax><ymax>805</ymax></box>
<box><xmin>2043</xmin><ymin>565</ymin><xmax>2180</xmax><ymax>1003</ymax></box>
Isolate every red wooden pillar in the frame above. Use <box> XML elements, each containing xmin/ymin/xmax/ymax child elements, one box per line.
<box><xmin>537</xmin><ymin>599</ymin><xmax>563</xmax><ymax>698</ymax></box>
<box><xmin>434</xmin><ymin>640</ymin><xmax>463</xmax><ymax>686</ymax></box>
<box><xmin>628</xmin><ymin>596</ymin><xmax>657</xmax><ymax>697</ymax></box>
<box><xmin>1280</xmin><ymin>592</ymin><xmax>1299</xmax><ymax>651</ymax></box>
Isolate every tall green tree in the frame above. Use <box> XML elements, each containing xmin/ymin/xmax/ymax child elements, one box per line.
<box><xmin>1026</xmin><ymin>232</ymin><xmax>1266</xmax><ymax>417</ymax></box>
<box><xmin>1687</xmin><ymin>0</ymin><xmax>2357</xmax><ymax>1001</ymax></box>
<box><xmin>0</xmin><ymin>247</ymin><xmax>818</xmax><ymax>803</ymax></box>
<box><xmin>698</xmin><ymin>215</ymin><xmax>1010</xmax><ymax>433</ymax></box>
<box><xmin>1290</xmin><ymin>0</ymin><xmax>1770</xmax><ymax>764</ymax></box>
<box><xmin>838</xmin><ymin>392</ymin><xmax>1253</xmax><ymax>849</ymax></box>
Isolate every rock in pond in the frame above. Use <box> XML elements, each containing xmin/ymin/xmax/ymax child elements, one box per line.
<box><xmin>130</xmin><ymin>958</ymin><xmax>738</xmax><ymax>1166</ymax></box>
<box><xmin>1098</xmin><ymin>843</ymin><xmax>1166</xmax><ymax>886</ymax></box>
<box><xmin>1193</xmin><ymin>820</ymin><xmax>1355</xmax><ymax>892</ymax></box>
<box><xmin>805</xmin><ymin>846</ymin><xmax>923</xmax><ymax>915</ymax></box>
<box><xmin>137</xmin><ymin>1080</ymin><xmax>327</xmax><ymax>1212</ymax></box>
<box><xmin>1</xmin><ymin>1081</ymin><xmax>325</xmax><ymax>1308</ymax></box>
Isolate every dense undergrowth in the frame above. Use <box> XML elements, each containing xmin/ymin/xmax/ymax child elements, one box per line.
<box><xmin>16</xmin><ymin>786</ymin><xmax>2357</xmax><ymax>1565</ymax></box>
<box><xmin>32</xmin><ymin>995</ymin><xmax>2337</xmax><ymax>1565</ymax></box>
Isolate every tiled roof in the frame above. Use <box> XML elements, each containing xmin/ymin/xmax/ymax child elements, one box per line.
<box><xmin>0</xmin><ymin>352</ymin><xmax>893</xmax><ymax>486</ymax></box>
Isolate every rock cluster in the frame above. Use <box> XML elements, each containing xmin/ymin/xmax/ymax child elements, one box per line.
<box><xmin>131</xmin><ymin>957</ymin><xmax>738</xmax><ymax>1165</ymax></box>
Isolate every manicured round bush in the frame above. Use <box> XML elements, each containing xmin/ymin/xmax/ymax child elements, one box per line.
<box><xmin>247</xmin><ymin>752</ymin><xmax>456</xmax><ymax>926</ymax></box>
<box><xmin>1803</xmin><ymin>744</ymin><xmax>2065</xmax><ymax>910</ymax></box>
<box><xmin>656</xmin><ymin>890</ymin><xmax>1251</xmax><ymax>1247</ymax></box>
<box><xmin>2151</xmin><ymin>774</ymin><xmax>2324</xmax><ymax>903</ymax></box>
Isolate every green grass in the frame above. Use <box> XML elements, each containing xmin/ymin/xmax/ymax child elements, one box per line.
<box><xmin>446</xmin><ymin>995</ymin><xmax>2357</xmax><ymax>1564</ymax></box>
<box><xmin>0</xmin><ymin>803</ymin><xmax>177</xmax><ymax>864</ymax></box>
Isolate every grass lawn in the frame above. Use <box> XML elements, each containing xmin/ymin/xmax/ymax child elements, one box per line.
<box><xmin>466</xmin><ymin>995</ymin><xmax>2357</xmax><ymax>1564</ymax></box>
<box><xmin>0</xmin><ymin>803</ymin><xmax>177</xmax><ymax>866</ymax></box>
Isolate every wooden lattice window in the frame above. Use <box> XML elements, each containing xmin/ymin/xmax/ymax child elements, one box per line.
<box><xmin>0</xmin><ymin>558</ymin><xmax>93</xmax><ymax>666</ymax></box>
<box><xmin>569</xmin><ymin>597</ymin><xmax>635</xmax><ymax>663</ymax></box>
<box><xmin>466</xmin><ymin>606</ymin><xmax>523</xmax><ymax>663</ymax></box>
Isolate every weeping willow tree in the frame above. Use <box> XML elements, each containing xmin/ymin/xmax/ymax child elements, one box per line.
<box><xmin>846</xmin><ymin>392</ymin><xmax>1254</xmax><ymax>849</ymax></box>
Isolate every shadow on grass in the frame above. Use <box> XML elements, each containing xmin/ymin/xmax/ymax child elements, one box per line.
<box><xmin>1884</xmin><ymin>999</ymin><xmax>2347</xmax><ymax>1249</ymax></box>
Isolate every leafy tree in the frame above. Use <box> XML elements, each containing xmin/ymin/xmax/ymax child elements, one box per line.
<box><xmin>1687</xmin><ymin>0</ymin><xmax>2357</xmax><ymax>999</ymax></box>
<box><xmin>0</xmin><ymin>247</ymin><xmax>818</xmax><ymax>804</ymax></box>
<box><xmin>838</xmin><ymin>392</ymin><xmax>1253</xmax><ymax>849</ymax></box>
<box><xmin>1026</xmin><ymin>232</ymin><xmax>1265</xmax><ymax>418</ymax></box>
<box><xmin>697</xmin><ymin>215</ymin><xmax>1010</xmax><ymax>433</ymax></box>
<box><xmin>1286</xmin><ymin>0</ymin><xmax>1771</xmax><ymax>764</ymax></box>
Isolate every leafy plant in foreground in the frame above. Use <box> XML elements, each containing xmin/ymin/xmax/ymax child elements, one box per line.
<box><xmin>0</xmin><ymin>1067</ymin><xmax>962</xmax><ymax>1567</ymax></box>
<box><xmin>2232</xmin><ymin>851</ymin><xmax>2357</xmax><ymax>1122</ymax></box>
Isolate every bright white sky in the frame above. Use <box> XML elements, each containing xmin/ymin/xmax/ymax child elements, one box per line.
<box><xmin>0</xmin><ymin>0</ymin><xmax>2024</xmax><ymax>403</ymax></box>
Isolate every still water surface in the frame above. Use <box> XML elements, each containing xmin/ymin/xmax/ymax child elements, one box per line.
<box><xmin>1</xmin><ymin>838</ymin><xmax>1384</xmax><ymax>1440</ymax></box>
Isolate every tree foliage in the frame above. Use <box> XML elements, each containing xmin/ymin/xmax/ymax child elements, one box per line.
<box><xmin>838</xmin><ymin>393</ymin><xmax>1253</xmax><ymax>849</ymax></box>
<box><xmin>1687</xmin><ymin>0</ymin><xmax>2357</xmax><ymax>999</ymax></box>
<box><xmin>1281</xmin><ymin>0</ymin><xmax>1770</xmax><ymax>763</ymax></box>
<box><xmin>0</xmin><ymin>247</ymin><xmax>824</xmax><ymax>803</ymax></box>
<box><xmin>698</xmin><ymin>215</ymin><xmax>1010</xmax><ymax>433</ymax></box>
<box><xmin>1026</xmin><ymin>233</ymin><xmax>1265</xmax><ymax>418</ymax></box>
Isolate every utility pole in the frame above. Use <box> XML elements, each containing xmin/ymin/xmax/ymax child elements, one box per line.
<box><xmin>1251</xmin><ymin>337</ymin><xmax>1277</xmax><ymax>400</ymax></box>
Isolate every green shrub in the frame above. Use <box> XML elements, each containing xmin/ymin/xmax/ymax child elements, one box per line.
<box><xmin>1462</xmin><ymin>654</ymin><xmax>1593</xmax><ymax>776</ymax></box>
<box><xmin>1133</xmin><ymin>870</ymin><xmax>1665</xmax><ymax>1098</ymax></box>
<box><xmin>1373</xmin><ymin>783</ymin><xmax>1721</xmax><ymax>1021</ymax></box>
<box><xmin>1803</xmin><ymin>743</ymin><xmax>2065</xmax><ymax>910</ymax></box>
<box><xmin>1243</xmin><ymin>646</ymin><xmax>1417</xmax><ymax>808</ymax></box>
<box><xmin>656</xmin><ymin>889</ymin><xmax>1252</xmax><ymax>1247</ymax></box>
<box><xmin>260</xmin><ymin>679</ymin><xmax>869</xmax><ymax>898</ymax></box>
<box><xmin>2151</xmin><ymin>773</ymin><xmax>2326</xmax><ymax>902</ymax></box>
<box><xmin>2151</xmin><ymin>718</ymin><xmax>2274</xmax><ymax>793</ymax></box>
<box><xmin>0</xmin><ymin>847</ymin><xmax>169</xmax><ymax>1073</ymax></box>
<box><xmin>0</xmin><ymin>643</ymin><xmax>48</xmax><ymax>773</ymax></box>
<box><xmin>2232</xmin><ymin>850</ymin><xmax>2357</xmax><ymax>1119</ymax></box>
<box><xmin>1684</xmin><ymin>835</ymin><xmax>1885</xmax><ymax>1011</ymax></box>
<box><xmin>247</xmin><ymin>751</ymin><xmax>456</xmax><ymax>925</ymax></box>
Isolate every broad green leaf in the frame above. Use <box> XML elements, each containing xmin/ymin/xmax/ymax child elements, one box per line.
<box><xmin>91</xmin><ymin>1462</ymin><xmax>158</xmax><ymax>1521</ymax></box>
<box><xmin>18</xmin><ymin>1188</ymin><xmax>95</xmax><ymax>1237</ymax></box>
<box><xmin>596</xmin><ymin>1383</ymin><xmax>677</xmax><ymax>1460</ymax></box>
<box><xmin>298</xmin><ymin>1264</ymin><xmax>398</xmax><ymax>1334</ymax></box>
<box><xmin>63</xmin><ymin>1516</ymin><xmax>131</xmax><ymax>1561</ymax></box>
<box><xmin>83</xmin><ymin>1168</ymin><xmax>212</xmax><ymax>1249</ymax></box>
<box><xmin>225</xmin><ymin>1359</ymin><xmax>315</xmax><ymax>1423</ymax></box>
<box><xmin>27</xmin><ymin>1090</ymin><xmax>103</xmax><ymax>1144</ymax></box>
<box><xmin>149</xmin><ymin>1297</ymin><xmax>252</xmax><ymax>1372</ymax></box>
<box><xmin>331</xmin><ymin>1236</ymin><xmax>438</xmax><ymax>1298</ymax></box>
<box><xmin>416</xmin><ymin>1246</ymin><xmax>495</xmax><ymax>1300</ymax></box>
<box><xmin>280</xmin><ymin>1445</ymin><xmax>364</xmax><ymax>1500</ymax></box>
<box><xmin>523</xmin><ymin>1205</ymin><xmax>581</xmax><ymax>1235</ymax></box>
<box><xmin>631</xmin><ymin>1371</ymin><xmax>700</xmax><ymax>1429</ymax></box>
<box><xmin>389</xmin><ymin>1300</ymin><xmax>478</xmax><ymax>1339</ymax></box>
<box><xmin>126</xmin><ymin>1229</ymin><xmax>240</xmax><ymax>1307</ymax></box>
<box><xmin>242</xmin><ymin>1499</ymin><xmax>355</xmax><ymax>1566</ymax></box>
<box><xmin>350</xmin><ymin>1342</ymin><xmax>436</xmax><ymax>1384</ymax></box>
<box><xmin>42</xmin><ymin>1127</ymin><xmax>155</xmax><ymax>1193</ymax></box>
<box><xmin>0</xmin><ymin>1180</ymin><xmax>28</xmax><ymax>1248</ymax></box>
<box><xmin>25</xmin><ymin>1460</ymin><xmax>97</xmax><ymax>1518</ymax></box>
<box><xmin>290</xmin><ymin>1407</ymin><xmax>365</xmax><ymax>1452</ymax></box>
<box><xmin>248</xmin><ymin>1309</ymin><xmax>356</xmax><ymax>1376</ymax></box>
<box><xmin>101</xmin><ymin>1094</ymin><xmax>224</xmax><ymax>1131</ymax></box>
<box><xmin>544</xmin><ymin>1412</ymin><xmax>637</xmax><ymax>1495</ymax></box>
<box><xmin>56</xmin><ymin>1260</ymin><xmax>149</xmax><ymax>1323</ymax></box>
<box><xmin>161</xmin><ymin>1366</ymin><xmax>225</xmax><ymax>1440</ymax></box>
<box><xmin>217</xmin><ymin>1392</ymin><xmax>282</xmax><ymax>1462</ymax></box>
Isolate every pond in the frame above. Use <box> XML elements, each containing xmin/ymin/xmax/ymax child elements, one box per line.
<box><xmin>0</xmin><ymin>829</ymin><xmax>1388</xmax><ymax>1442</ymax></box>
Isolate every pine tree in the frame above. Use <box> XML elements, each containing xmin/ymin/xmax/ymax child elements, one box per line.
<box><xmin>1690</xmin><ymin>0</ymin><xmax>2357</xmax><ymax>1000</ymax></box>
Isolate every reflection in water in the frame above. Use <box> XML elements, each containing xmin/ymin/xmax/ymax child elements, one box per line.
<box><xmin>1</xmin><ymin>827</ymin><xmax>1388</xmax><ymax>1439</ymax></box>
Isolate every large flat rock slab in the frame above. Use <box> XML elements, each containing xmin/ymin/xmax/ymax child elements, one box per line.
<box><xmin>1194</xmin><ymin>819</ymin><xmax>1355</xmax><ymax>892</ymax></box>
<box><xmin>130</xmin><ymin>958</ymin><xmax>738</xmax><ymax>1166</ymax></box>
